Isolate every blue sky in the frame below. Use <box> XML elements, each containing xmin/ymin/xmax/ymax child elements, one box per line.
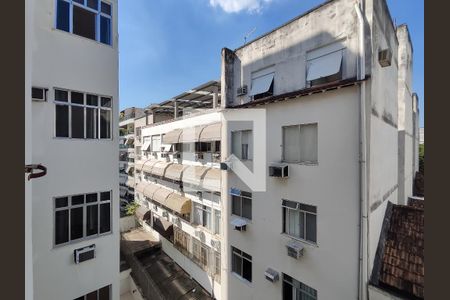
<box><xmin>119</xmin><ymin>0</ymin><xmax>424</xmax><ymax>126</ymax></box>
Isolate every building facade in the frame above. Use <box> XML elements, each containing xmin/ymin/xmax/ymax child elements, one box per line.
<box><xmin>28</xmin><ymin>0</ymin><xmax>119</xmax><ymax>299</ymax></box>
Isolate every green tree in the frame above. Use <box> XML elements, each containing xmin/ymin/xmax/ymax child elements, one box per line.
<box><xmin>125</xmin><ymin>202</ymin><xmax>140</xmax><ymax>216</ymax></box>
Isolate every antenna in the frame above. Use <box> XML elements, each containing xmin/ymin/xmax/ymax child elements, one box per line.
<box><xmin>244</xmin><ymin>27</ymin><xmax>256</xmax><ymax>44</ymax></box>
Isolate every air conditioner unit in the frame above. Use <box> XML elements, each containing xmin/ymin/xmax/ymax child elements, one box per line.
<box><xmin>194</xmin><ymin>153</ymin><xmax>204</xmax><ymax>161</ymax></box>
<box><xmin>237</xmin><ymin>85</ymin><xmax>248</xmax><ymax>96</ymax></box>
<box><xmin>378</xmin><ymin>48</ymin><xmax>392</xmax><ymax>67</ymax></box>
<box><xmin>210</xmin><ymin>240</ymin><xmax>221</xmax><ymax>251</ymax></box>
<box><xmin>32</xmin><ymin>87</ymin><xmax>47</xmax><ymax>102</ymax></box>
<box><xmin>162</xmin><ymin>211</ymin><xmax>169</xmax><ymax>218</ymax></box>
<box><xmin>286</xmin><ymin>240</ymin><xmax>304</xmax><ymax>259</ymax></box>
<box><xmin>74</xmin><ymin>244</ymin><xmax>95</xmax><ymax>264</ymax></box>
<box><xmin>264</xmin><ymin>268</ymin><xmax>280</xmax><ymax>282</ymax></box>
<box><xmin>269</xmin><ymin>163</ymin><xmax>289</xmax><ymax>178</ymax></box>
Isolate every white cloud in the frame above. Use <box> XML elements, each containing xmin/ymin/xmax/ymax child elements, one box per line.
<box><xmin>209</xmin><ymin>0</ymin><xmax>273</xmax><ymax>13</ymax></box>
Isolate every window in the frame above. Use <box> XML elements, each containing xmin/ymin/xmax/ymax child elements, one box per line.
<box><xmin>282</xmin><ymin>200</ymin><xmax>317</xmax><ymax>244</ymax></box>
<box><xmin>193</xmin><ymin>203</ymin><xmax>212</xmax><ymax>231</ymax></box>
<box><xmin>250</xmin><ymin>66</ymin><xmax>275</xmax><ymax>100</ymax></box>
<box><xmin>232</xmin><ymin>130</ymin><xmax>253</xmax><ymax>160</ymax></box>
<box><xmin>192</xmin><ymin>238</ymin><xmax>210</xmax><ymax>270</ymax></box>
<box><xmin>231</xmin><ymin>191</ymin><xmax>252</xmax><ymax>220</ymax></box>
<box><xmin>283</xmin><ymin>274</ymin><xmax>317</xmax><ymax>300</ymax></box>
<box><xmin>74</xmin><ymin>284</ymin><xmax>111</xmax><ymax>300</ymax></box>
<box><xmin>54</xmin><ymin>191</ymin><xmax>112</xmax><ymax>246</ymax></box>
<box><xmin>174</xmin><ymin>226</ymin><xmax>190</xmax><ymax>255</ymax></box>
<box><xmin>214</xmin><ymin>251</ymin><xmax>221</xmax><ymax>281</ymax></box>
<box><xmin>231</xmin><ymin>246</ymin><xmax>252</xmax><ymax>282</ymax></box>
<box><xmin>55</xmin><ymin>89</ymin><xmax>112</xmax><ymax>139</ymax></box>
<box><xmin>282</xmin><ymin>123</ymin><xmax>318</xmax><ymax>164</ymax></box>
<box><xmin>214</xmin><ymin>209</ymin><xmax>221</xmax><ymax>235</ymax></box>
<box><xmin>151</xmin><ymin>135</ymin><xmax>161</xmax><ymax>152</ymax></box>
<box><xmin>56</xmin><ymin>0</ymin><xmax>113</xmax><ymax>46</ymax></box>
<box><xmin>195</xmin><ymin>142</ymin><xmax>212</xmax><ymax>152</ymax></box>
<box><xmin>306</xmin><ymin>42</ymin><xmax>344</xmax><ymax>87</ymax></box>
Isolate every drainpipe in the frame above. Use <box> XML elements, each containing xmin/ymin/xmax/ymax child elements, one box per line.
<box><xmin>355</xmin><ymin>2</ymin><xmax>368</xmax><ymax>300</ymax></box>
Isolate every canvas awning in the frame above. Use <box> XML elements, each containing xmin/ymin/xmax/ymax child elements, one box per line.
<box><xmin>142</xmin><ymin>182</ymin><xmax>160</xmax><ymax>200</ymax></box>
<box><xmin>135</xmin><ymin>182</ymin><xmax>148</xmax><ymax>194</ymax></box>
<box><xmin>120</xmin><ymin>188</ymin><xmax>127</xmax><ymax>197</ymax></box>
<box><xmin>135</xmin><ymin>206</ymin><xmax>151</xmax><ymax>221</ymax></box>
<box><xmin>152</xmin><ymin>216</ymin><xmax>174</xmax><ymax>241</ymax></box>
<box><xmin>150</xmin><ymin>161</ymin><xmax>172</xmax><ymax>177</ymax></box>
<box><xmin>162</xmin><ymin>129</ymin><xmax>183</xmax><ymax>144</ymax></box>
<box><xmin>165</xmin><ymin>193</ymin><xmax>191</xmax><ymax>215</ymax></box>
<box><xmin>182</xmin><ymin>165</ymin><xmax>209</xmax><ymax>186</ymax></box>
<box><xmin>307</xmin><ymin>50</ymin><xmax>343</xmax><ymax>81</ymax></box>
<box><xmin>142</xmin><ymin>160</ymin><xmax>159</xmax><ymax>174</ymax></box>
<box><xmin>199</xmin><ymin>123</ymin><xmax>221</xmax><ymax>142</ymax></box>
<box><xmin>250</xmin><ymin>73</ymin><xmax>274</xmax><ymax>96</ymax></box>
<box><xmin>125</xmin><ymin>137</ymin><xmax>134</xmax><ymax>145</ymax></box>
<box><xmin>164</xmin><ymin>163</ymin><xmax>187</xmax><ymax>181</ymax></box>
<box><xmin>134</xmin><ymin>161</ymin><xmax>144</xmax><ymax>171</ymax></box>
<box><xmin>179</xmin><ymin>125</ymin><xmax>206</xmax><ymax>143</ymax></box>
<box><xmin>201</xmin><ymin>168</ymin><xmax>221</xmax><ymax>192</ymax></box>
<box><xmin>152</xmin><ymin>188</ymin><xmax>173</xmax><ymax>206</ymax></box>
<box><xmin>126</xmin><ymin>178</ymin><xmax>135</xmax><ymax>187</ymax></box>
<box><xmin>142</xmin><ymin>141</ymin><xmax>151</xmax><ymax>151</ymax></box>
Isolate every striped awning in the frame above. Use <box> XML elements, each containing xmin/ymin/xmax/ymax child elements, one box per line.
<box><xmin>179</xmin><ymin>125</ymin><xmax>206</xmax><ymax>143</ymax></box>
<box><xmin>182</xmin><ymin>165</ymin><xmax>209</xmax><ymax>186</ymax></box>
<box><xmin>142</xmin><ymin>182</ymin><xmax>160</xmax><ymax>200</ymax></box>
<box><xmin>165</xmin><ymin>193</ymin><xmax>192</xmax><ymax>215</ymax></box>
<box><xmin>142</xmin><ymin>160</ymin><xmax>159</xmax><ymax>174</ymax></box>
<box><xmin>135</xmin><ymin>182</ymin><xmax>148</xmax><ymax>194</ymax></box>
<box><xmin>162</xmin><ymin>129</ymin><xmax>183</xmax><ymax>144</ymax></box>
<box><xmin>199</xmin><ymin>123</ymin><xmax>221</xmax><ymax>142</ymax></box>
<box><xmin>126</xmin><ymin>177</ymin><xmax>135</xmax><ymax>187</ymax></box>
<box><xmin>164</xmin><ymin>163</ymin><xmax>187</xmax><ymax>181</ymax></box>
<box><xmin>150</xmin><ymin>161</ymin><xmax>172</xmax><ymax>177</ymax></box>
<box><xmin>135</xmin><ymin>206</ymin><xmax>151</xmax><ymax>221</ymax></box>
<box><xmin>152</xmin><ymin>188</ymin><xmax>173</xmax><ymax>206</ymax></box>
<box><xmin>201</xmin><ymin>168</ymin><xmax>221</xmax><ymax>192</ymax></box>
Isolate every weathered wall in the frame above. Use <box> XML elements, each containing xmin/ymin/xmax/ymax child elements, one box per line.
<box><xmin>31</xmin><ymin>0</ymin><xmax>120</xmax><ymax>299</ymax></box>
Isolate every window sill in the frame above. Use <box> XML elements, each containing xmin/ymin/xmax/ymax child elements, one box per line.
<box><xmin>231</xmin><ymin>272</ymin><xmax>252</xmax><ymax>286</ymax></box>
<box><xmin>53</xmin><ymin>231</ymin><xmax>113</xmax><ymax>249</ymax></box>
<box><xmin>53</xmin><ymin>137</ymin><xmax>114</xmax><ymax>141</ymax></box>
<box><xmin>281</xmin><ymin>233</ymin><xmax>318</xmax><ymax>248</ymax></box>
<box><xmin>281</xmin><ymin>161</ymin><xmax>318</xmax><ymax>166</ymax></box>
<box><xmin>53</xmin><ymin>28</ymin><xmax>115</xmax><ymax>49</ymax></box>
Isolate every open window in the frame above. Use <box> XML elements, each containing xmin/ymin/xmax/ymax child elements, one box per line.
<box><xmin>306</xmin><ymin>42</ymin><xmax>345</xmax><ymax>87</ymax></box>
<box><xmin>250</xmin><ymin>66</ymin><xmax>275</xmax><ymax>100</ymax></box>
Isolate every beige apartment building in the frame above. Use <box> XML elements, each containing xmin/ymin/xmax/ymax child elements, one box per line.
<box><xmin>120</xmin><ymin>0</ymin><xmax>420</xmax><ymax>299</ymax></box>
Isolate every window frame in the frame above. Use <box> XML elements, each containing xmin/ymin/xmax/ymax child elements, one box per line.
<box><xmin>231</xmin><ymin>191</ymin><xmax>252</xmax><ymax>220</ymax></box>
<box><xmin>282</xmin><ymin>123</ymin><xmax>318</xmax><ymax>165</ymax></box>
<box><xmin>54</xmin><ymin>88</ymin><xmax>113</xmax><ymax>140</ymax></box>
<box><xmin>54</xmin><ymin>0</ymin><xmax>113</xmax><ymax>46</ymax></box>
<box><xmin>231</xmin><ymin>130</ymin><xmax>253</xmax><ymax>161</ymax></box>
<box><xmin>282</xmin><ymin>273</ymin><xmax>317</xmax><ymax>300</ymax></box>
<box><xmin>231</xmin><ymin>246</ymin><xmax>252</xmax><ymax>283</ymax></box>
<box><xmin>282</xmin><ymin>199</ymin><xmax>317</xmax><ymax>245</ymax></box>
<box><xmin>74</xmin><ymin>284</ymin><xmax>112</xmax><ymax>300</ymax></box>
<box><xmin>53</xmin><ymin>190</ymin><xmax>112</xmax><ymax>248</ymax></box>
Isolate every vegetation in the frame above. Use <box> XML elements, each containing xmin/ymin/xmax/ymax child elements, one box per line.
<box><xmin>419</xmin><ymin>143</ymin><xmax>424</xmax><ymax>175</ymax></box>
<box><xmin>125</xmin><ymin>202</ymin><xmax>140</xmax><ymax>216</ymax></box>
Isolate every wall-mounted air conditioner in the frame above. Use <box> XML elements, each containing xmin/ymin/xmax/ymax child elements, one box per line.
<box><xmin>264</xmin><ymin>268</ymin><xmax>280</xmax><ymax>282</ymax></box>
<box><xmin>237</xmin><ymin>85</ymin><xmax>248</xmax><ymax>96</ymax></box>
<box><xmin>210</xmin><ymin>239</ymin><xmax>221</xmax><ymax>251</ymax></box>
<box><xmin>286</xmin><ymin>240</ymin><xmax>304</xmax><ymax>259</ymax></box>
<box><xmin>269</xmin><ymin>163</ymin><xmax>289</xmax><ymax>178</ymax></box>
<box><xmin>378</xmin><ymin>48</ymin><xmax>392</xmax><ymax>67</ymax></box>
<box><xmin>162</xmin><ymin>211</ymin><xmax>169</xmax><ymax>218</ymax></box>
<box><xmin>32</xmin><ymin>87</ymin><xmax>47</xmax><ymax>102</ymax></box>
<box><xmin>74</xmin><ymin>244</ymin><xmax>95</xmax><ymax>264</ymax></box>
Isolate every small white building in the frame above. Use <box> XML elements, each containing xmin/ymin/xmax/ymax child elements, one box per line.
<box><xmin>27</xmin><ymin>0</ymin><xmax>120</xmax><ymax>299</ymax></box>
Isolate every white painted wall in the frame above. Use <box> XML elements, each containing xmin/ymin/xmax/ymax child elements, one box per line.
<box><xmin>31</xmin><ymin>0</ymin><xmax>120</xmax><ymax>299</ymax></box>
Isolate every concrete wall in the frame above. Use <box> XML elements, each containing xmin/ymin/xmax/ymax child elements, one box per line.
<box><xmin>368</xmin><ymin>285</ymin><xmax>404</xmax><ymax>300</ymax></box>
<box><xmin>31</xmin><ymin>0</ymin><xmax>120</xmax><ymax>299</ymax></box>
<box><xmin>120</xmin><ymin>216</ymin><xmax>137</xmax><ymax>233</ymax></box>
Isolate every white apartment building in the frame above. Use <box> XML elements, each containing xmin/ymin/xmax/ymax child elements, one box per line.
<box><xmin>27</xmin><ymin>0</ymin><xmax>119</xmax><ymax>299</ymax></box>
<box><xmin>126</xmin><ymin>1</ymin><xmax>419</xmax><ymax>300</ymax></box>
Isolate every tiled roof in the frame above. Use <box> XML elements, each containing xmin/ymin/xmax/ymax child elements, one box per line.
<box><xmin>371</xmin><ymin>201</ymin><xmax>424</xmax><ymax>299</ymax></box>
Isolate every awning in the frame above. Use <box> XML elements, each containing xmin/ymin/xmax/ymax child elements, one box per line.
<box><xmin>250</xmin><ymin>73</ymin><xmax>274</xmax><ymax>96</ymax></box>
<box><xmin>307</xmin><ymin>50</ymin><xmax>343</xmax><ymax>81</ymax></box>
<box><xmin>125</xmin><ymin>137</ymin><xmax>134</xmax><ymax>145</ymax></box>
<box><xmin>142</xmin><ymin>160</ymin><xmax>159</xmax><ymax>174</ymax></box>
<box><xmin>165</xmin><ymin>193</ymin><xmax>192</xmax><ymax>215</ymax></box>
<box><xmin>134</xmin><ymin>161</ymin><xmax>144</xmax><ymax>171</ymax></box>
<box><xmin>201</xmin><ymin>168</ymin><xmax>221</xmax><ymax>192</ymax></box>
<box><xmin>152</xmin><ymin>188</ymin><xmax>173</xmax><ymax>206</ymax></box>
<box><xmin>152</xmin><ymin>216</ymin><xmax>174</xmax><ymax>241</ymax></box>
<box><xmin>135</xmin><ymin>206</ymin><xmax>151</xmax><ymax>221</ymax></box>
<box><xmin>162</xmin><ymin>129</ymin><xmax>182</xmax><ymax>144</ymax></box>
<box><xmin>135</xmin><ymin>182</ymin><xmax>148</xmax><ymax>194</ymax></box>
<box><xmin>150</xmin><ymin>161</ymin><xmax>172</xmax><ymax>177</ymax></box>
<box><xmin>179</xmin><ymin>125</ymin><xmax>205</xmax><ymax>143</ymax></box>
<box><xmin>142</xmin><ymin>141</ymin><xmax>151</xmax><ymax>151</ymax></box>
<box><xmin>142</xmin><ymin>182</ymin><xmax>160</xmax><ymax>200</ymax></box>
<box><xmin>126</xmin><ymin>178</ymin><xmax>135</xmax><ymax>187</ymax></box>
<box><xmin>125</xmin><ymin>165</ymin><xmax>133</xmax><ymax>173</ymax></box>
<box><xmin>164</xmin><ymin>164</ymin><xmax>187</xmax><ymax>181</ymax></box>
<box><xmin>182</xmin><ymin>165</ymin><xmax>209</xmax><ymax>186</ymax></box>
<box><xmin>199</xmin><ymin>123</ymin><xmax>221</xmax><ymax>142</ymax></box>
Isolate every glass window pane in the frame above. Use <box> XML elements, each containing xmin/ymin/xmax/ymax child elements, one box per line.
<box><xmin>300</xmin><ymin>203</ymin><xmax>317</xmax><ymax>213</ymax></box>
<box><xmin>300</xmin><ymin>124</ymin><xmax>318</xmax><ymax>163</ymax></box>
<box><xmin>203</xmin><ymin>207</ymin><xmax>212</xmax><ymax>230</ymax></box>
<box><xmin>87</xmin><ymin>0</ymin><xmax>98</xmax><ymax>10</ymax></box>
<box><xmin>101</xmin><ymin>97</ymin><xmax>112</xmax><ymax>107</ymax></box>
<box><xmin>86</xmin><ymin>107</ymin><xmax>98</xmax><ymax>139</ymax></box>
<box><xmin>71</xmin><ymin>91</ymin><xmax>84</xmax><ymax>104</ymax></box>
<box><xmin>71</xmin><ymin>207</ymin><xmax>84</xmax><ymax>240</ymax></box>
<box><xmin>86</xmin><ymin>290</ymin><xmax>98</xmax><ymax>300</ymax></box>
<box><xmin>71</xmin><ymin>195</ymin><xmax>84</xmax><ymax>205</ymax></box>
<box><xmin>86</xmin><ymin>94</ymin><xmax>98</xmax><ymax>106</ymax></box>
<box><xmin>55</xmin><ymin>89</ymin><xmax>68</xmax><ymax>102</ymax></box>
<box><xmin>56</xmin><ymin>0</ymin><xmax>70</xmax><ymax>32</ymax></box>
<box><xmin>100</xmin><ymin>203</ymin><xmax>111</xmax><ymax>233</ymax></box>
<box><xmin>231</xmin><ymin>195</ymin><xmax>241</xmax><ymax>216</ymax></box>
<box><xmin>55</xmin><ymin>105</ymin><xmax>69</xmax><ymax>137</ymax></box>
<box><xmin>214</xmin><ymin>210</ymin><xmax>221</xmax><ymax>234</ymax></box>
<box><xmin>55</xmin><ymin>210</ymin><xmax>69</xmax><ymax>245</ymax></box>
<box><xmin>298</xmin><ymin>212</ymin><xmax>305</xmax><ymax>239</ymax></box>
<box><xmin>100</xmin><ymin>16</ymin><xmax>111</xmax><ymax>45</ymax></box>
<box><xmin>232</xmin><ymin>252</ymin><xmax>242</xmax><ymax>275</ymax></box>
<box><xmin>87</xmin><ymin>205</ymin><xmax>99</xmax><ymax>236</ymax></box>
<box><xmin>231</xmin><ymin>131</ymin><xmax>241</xmax><ymax>159</ymax></box>
<box><xmin>71</xmin><ymin>106</ymin><xmax>85</xmax><ymax>138</ymax></box>
<box><xmin>242</xmin><ymin>130</ymin><xmax>252</xmax><ymax>160</ymax></box>
<box><xmin>306</xmin><ymin>213</ymin><xmax>317</xmax><ymax>243</ymax></box>
<box><xmin>73</xmin><ymin>0</ymin><xmax>84</xmax><ymax>4</ymax></box>
<box><xmin>193</xmin><ymin>204</ymin><xmax>202</xmax><ymax>225</ymax></box>
<box><xmin>242</xmin><ymin>258</ymin><xmax>252</xmax><ymax>282</ymax></box>
<box><xmin>283</xmin><ymin>125</ymin><xmax>300</xmax><ymax>162</ymax></box>
<box><xmin>73</xmin><ymin>5</ymin><xmax>96</xmax><ymax>40</ymax></box>
<box><xmin>86</xmin><ymin>193</ymin><xmax>98</xmax><ymax>203</ymax></box>
<box><xmin>99</xmin><ymin>285</ymin><xmax>110</xmax><ymax>300</ymax></box>
<box><xmin>101</xmin><ymin>1</ymin><xmax>112</xmax><ymax>15</ymax></box>
<box><xmin>55</xmin><ymin>197</ymin><xmax>69</xmax><ymax>208</ymax></box>
<box><xmin>242</xmin><ymin>198</ymin><xmax>252</xmax><ymax>220</ymax></box>
<box><xmin>100</xmin><ymin>109</ymin><xmax>111</xmax><ymax>139</ymax></box>
<box><xmin>283</xmin><ymin>280</ymin><xmax>294</xmax><ymax>300</ymax></box>
<box><xmin>100</xmin><ymin>191</ymin><xmax>111</xmax><ymax>201</ymax></box>
<box><xmin>288</xmin><ymin>210</ymin><xmax>301</xmax><ymax>238</ymax></box>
